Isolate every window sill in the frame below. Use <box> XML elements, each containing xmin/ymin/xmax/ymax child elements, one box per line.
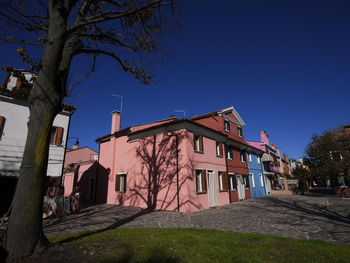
<box><xmin>227</xmin><ymin>157</ymin><xmax>232</xmax><ymax>160</ymax></box>
<box><xmin>216</xmin><ymin>155</ymin><xmax>223</xmax><ymax>158</ymax></box>
<box><xmin>196</xmin><ymin>191</ymin><xmax>207</xmax><ymax>195</ymax></box>
<box><xmin>194</xmin><ymin>150</ymin><xmax>204</xmax><ymax>154</ymax></box>
<box><xmin>116</xmin><ymin>191</ymin><xmax>126</xmax><ymax>193</ymax></box>
<box><xmin>219</xmin><ymin>190</ymin><xmax>228</xmax><ymax>192</ymax></box>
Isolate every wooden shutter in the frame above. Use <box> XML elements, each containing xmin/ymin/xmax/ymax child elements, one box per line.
<box><xmin>54</xmin><ymin>127</ymin><xmax>64</xmax><ymax>145</ymax></box>
<box><xmin>222</xmin><ymin>172</ymin><xmax>228</xmax><ymax>191</ymax></box>
<box><xmin>115</xmin><ymin>174</ymin><xmax>120</xmax><ymax>192</ymax></box>
<box><xmin>0</xmin><ymin>116</ymin><xmax>6</xmax><ymax>139</ymax></box>
<box><xmin>199</xmin><ymin>135</ymin><xmax>204</xmax><ymax>152</ymax></box>
<box><xmin>122</xmin><ymin>174</ymin><xmax>127</xmax><ymax>192</ymax></box>
<box><xmin>201</xmin><ymin>170</ymin><xmax>207</xmax><ymax>193</ymax></box>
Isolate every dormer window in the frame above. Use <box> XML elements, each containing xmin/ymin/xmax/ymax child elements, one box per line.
<box><xmin>224</xmin><ymin>119</ymin><xmax>230</xmax><ymax>132</ymax></box>
<box><xmin>238</xmin><ymin>126</ymin><xmax>243</xmax><ymax>137</ymax></box>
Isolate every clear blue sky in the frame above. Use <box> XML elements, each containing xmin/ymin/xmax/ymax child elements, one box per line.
<box><xmin>1</xmin><ymin>0</ymin><xmax>349</xmax><ymax>159</ymax></box>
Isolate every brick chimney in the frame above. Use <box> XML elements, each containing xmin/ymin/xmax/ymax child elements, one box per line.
<box><xmin>111</xmin><ymin>110</ymin><xmax>121</xmax><ymax>133</ymax></box>
<box><xmin>259</xmin><ymin>130</ymin><xmax>270</xmax><ymax>145</ymax></box>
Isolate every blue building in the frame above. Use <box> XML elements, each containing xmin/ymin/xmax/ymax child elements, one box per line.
<box><xmin>247</xmin><ymin>150</ymin><xmax>267</xmax><ymax>198</ymax></box>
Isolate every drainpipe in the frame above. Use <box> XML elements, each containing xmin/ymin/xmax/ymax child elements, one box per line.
<box><xmin>224</xmin><ymin>143</ymin><xmax>231</xmax><ymax>203</ymax></box>
<box><xmin>166</xmin><ymin>129</ymin><xmax>180</xmax><ymax>211</ymax></box>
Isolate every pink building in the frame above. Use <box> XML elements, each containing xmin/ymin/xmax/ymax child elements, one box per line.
<box><xmin>97</xmin><ymin>107</ymin><xmax>256</xmax><ymax>212</ymax></box>
<box><xmin>62</xmin><ymin>146</ymin><xmax>108</xmax><ymax>205</ymax></box>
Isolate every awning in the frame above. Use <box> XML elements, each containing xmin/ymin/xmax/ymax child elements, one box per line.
<box><xmin>261</xmin><ymin>153</ymin><xmax>274</xmax><ymax>162</ymax></box>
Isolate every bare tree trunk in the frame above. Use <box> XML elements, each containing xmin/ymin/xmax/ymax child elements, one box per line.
<box><xmin>6</xmin><ymin>98</ymin><xmax>57</xmax><ymax>262</ymax></box>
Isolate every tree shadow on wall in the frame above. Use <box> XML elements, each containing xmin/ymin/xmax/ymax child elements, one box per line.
<box><xmin>125</xmin><ymin>131</ymin><xmax>202</xmax><ymax>211</ymax></box>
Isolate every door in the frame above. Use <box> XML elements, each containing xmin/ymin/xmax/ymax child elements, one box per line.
<box><xmin>237</xmin><ymin>175</ymin><xmax>245</xmax><ymax>200</ymax></box>
<box><xmin>207</xmin><ymin>170</ymin><xmax>218</xmax><ymax>207</ymax></box>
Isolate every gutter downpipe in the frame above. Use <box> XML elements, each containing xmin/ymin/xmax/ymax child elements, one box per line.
<box><xmin>166</xmin><ymin>129</ymin><xmax>180</xmax><ymax>212</ymax></box>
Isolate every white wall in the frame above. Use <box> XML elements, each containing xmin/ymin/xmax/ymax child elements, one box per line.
<box><xmin>0</xmin><ymin>95</ymin><xmax>71</xmax><ymax>177</ymax></box>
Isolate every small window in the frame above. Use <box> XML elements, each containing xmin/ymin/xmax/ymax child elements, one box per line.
<box><xmin>248</xmin><ymin>152</ymin><xmax>252</xmax><ymax>162</ymax></box>
<box><xmin>50</xmin><ymin>126</ymin><xmax>64</xmax><ymax>146</ymax></box>
<box><xmin>115</xmin><ymin>173</ymin><xmax>127</xmax><ymax>192</ymax></box>
<box><xmin>218</xmin><ymin>171</ymin><xmax>228</xmax><ymax>191</ymax></box>
<box><xmin>194</xmin><ymin>134</ymin><xmax>204</xmax><ymax>153</ymax></box>
<box><xmin>259</xmin><ymin>174</ymin><xmax>264</xmax><ymax>186</ymax></box>
<box><xmin>216</xmin><ymin>142</ymin><xmax>223</xmax><ymax>157</ymax></box>
<box><xmin>257</xmin><ymin>156</ymin><xmax>261</xmax><ymax>164</ymax></box>
<box><xmin>0</xmin><ymin>116</ymin><xmax>6</xmax><ymax>140</ymax></box>
<box><xmin>240</xmin><ymin>151</ymin><xmax>246</xmax><ymax>162</ymax></box>
<box><xmin>229</xmin><ymin>174</ymin><xmax>236</xmax><ymax>190</ymax></box>
<box><xmin>238</xmin><ymin>126</ymin><xmax>243</xmax><ymax>137</ymax></box>
<box><xmin>195</xmin><ymin>169</ymin><xmax>207</xmax><ymax>193</ymax></box>
<box><xmin>224</xmin><ymin>119</ymin><xmax>230</xmax><ymax>132</ymax></box>
<box><xmin>250</xmin><ymin>173</ymin><xmax>255</xmax><ymax>188</ymax></box>
<box><xmin>226</xmin><ymin>146</ymin><xmax>233</xmax><ymax>160</ymax></box>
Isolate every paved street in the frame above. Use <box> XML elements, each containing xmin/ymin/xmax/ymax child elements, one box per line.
<box><xmin>44</xmin><ymin>194</ymin><xmax>350</xmax><ymax>244</ymax></box>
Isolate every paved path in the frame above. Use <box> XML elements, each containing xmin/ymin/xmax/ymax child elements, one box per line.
<box><xmin>44</xmin><ymin>194</ymin><xmax>350</xmax><ymax>244</ymax></box>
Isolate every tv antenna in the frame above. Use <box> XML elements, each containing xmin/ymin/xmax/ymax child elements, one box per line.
<box><xmin>175</xmin><ymin>110</ymin><xmax>186</xmax><ymax>118</ymax></box>
<box><xmin>111</xmin><ymin>94</ymin><xmax>123</xmax><ymax>112</ymax></box>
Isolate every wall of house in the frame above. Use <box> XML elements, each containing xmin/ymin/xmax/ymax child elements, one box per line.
<box><xmin>99</xmin><ymin>130</ymin><xmax>192</xmax><ymax>211</ymax></box>
<box><xmin>193</xmin><ymin>113</ymin><xmax>245</xmax><ymax>143</ymax></box>
<box><xmin>0</xmin><ymin>96</ymin><xmax>70</xmax><ymax>178</ymax></box>
<box><xmin>248</xmin><ymin>152</ymin><xmax>266</xmax><ymax>198</ymax></box>
<box><xmin>64</xmin><ymin>147</ymin><xmax>98</xmax><ymax>168</ymax></box>
<box><xmin>183</xmin><ymin>132</ymin><xmax>229</xmax><ymax>211</ymax></box>
<box><xmin>63</xmin><ymin>161</ymin><xmax>100</xmax><ymax>204</ymax></box>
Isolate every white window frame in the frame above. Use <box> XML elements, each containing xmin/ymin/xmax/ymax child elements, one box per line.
<box><xmin>117</xmin><ymin>173</ymin><xmax>127</xmax><ymax>192</ymax></box>
<box><xmin>257</xmin><ymin>156</ymin><xmax>261</xmax><ymax>164</ymax></box>
<box><xmin>218</xmin><ymin>171</ymin><xmax>224</xmax><ymax>191</ymax></box>
<box><xmin>216</xmin><ymin>142</ymin><xmax>223</xmax><ymax>157</ymax></box>
<box><xmin>250</xmin><ymin>173</ymin><xmax>255</xmax><ymax>188</ymax></box>
<box><xmin>227</xmin><ymin>146</ymin><xmax>233</xmax><ymax>160</ymax></box>
<box><xmin>259</xmin><ymin>173</ymin><xmax>264</xmax><ymax>186</ymax></box>
<box><xmin>240</xmin><ymin>151</ymin><xmax>246</xmax><ymax>163</ymax></box>
<box><xmin>238</xmin><ymin>126</ymin><xmax>243</xmax><ymax>137</ymax></box>
<box><xmin>224</xmin><ymin>119</ymin><xmax>230</xmax><ymax>132</ymax></box>
<box><xmin>195</xmin><ymin>168</ymin><xmax>206</xmax><ymax>193</ymax></box>
<box><xmin>248</xmin><ymin>152</ymin><xmax>252</xmax><ymax>162</ymax></box>
<box><xmin>229</xmin><ymin>173</ymin><xmax>236</xmax><ymax>191</ymax></box>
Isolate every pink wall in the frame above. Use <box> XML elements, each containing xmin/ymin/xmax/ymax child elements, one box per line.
<box><xmin>98</xmin><ymin>129</ymin><xmax>230</xmax><ymax>212</ymax></box>
<box><xmin>64</xmin><ymin>147</ymin><xmax>98</xmax><ymax>168</ymax></box>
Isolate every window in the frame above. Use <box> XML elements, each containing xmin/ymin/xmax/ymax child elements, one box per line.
<box><xmin>195</xmin><ymin>169</ymin><xmax>207</xmax><ymax>193</ymax></box>
<box><xmin>243</xmin><ymin>175</ymin><xmax>250</xmax><ymax>189</ymax></box>
<box><xmin>194</xmin><ymin>134</ymin><xmax>204</xmax><ymax>153</ymax></box>
<box><xmin>248</xmin><ymin>152</ymin><xmax>252</xmax><ymax>162</ymax></box>
<box><xmin>0</xmin><ymin>116</ymin><xmax>6</xmax><ymax>140</ymax></box>
<box><xmin>115</xmin><ymin>173</ymin><xmax>127</xmax><ymax>192</ymax></box>
<box><xmin>257</xmin><ymin>156</ymin><xmax>261</xmax><ymax>164</ymax></box>
<box><xmin>240</xmin><ymin>151</ymin><xmax>246</xmax><ymax>162</ymax></box>
<box><xmin>224</xmin><ymin>119</ymin><xmax>230</xmax><ymax>132</ymax></box>
<box><xmin>250</xmin><ymin>173</ymin><xmax>255</xmax><ymax>188</ymax></box>
<box><xmin>259</xmin><ymin>174</ymin><xmax>264</xmax><ymax>186</ymax></box>
<box><xmin>238</xmin><ymin>126</ymin><xmax>243</xmax><ymax>137</ymax></box>
<box><xmin>229</xmin><ymin>174</ymin><xmax>237</xmax><ymax>190</ymax></box>
<box><xmin>50</xmin><ymin>126</ymin><xmax>64</xmax><ymax>146</ymax></box>
<box><xmin>218</xmin><ymin>171</ymin><xmax>228</xmax><ymax>191</ymax></box>
<box><xmin>226</xmin><ymin>146</ymin><xmax>233</xmax><ymax>160</ymax></box>
<box><xmin>216</xmin><ymin>142</ymin><xmax>223</xmax><ymax>157</ymax></box>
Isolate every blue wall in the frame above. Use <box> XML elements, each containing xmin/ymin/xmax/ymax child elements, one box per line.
<box><xmin>248</xmin><ymin>152</ymin><xmax>267</xmax><ymax>198</ymax></box>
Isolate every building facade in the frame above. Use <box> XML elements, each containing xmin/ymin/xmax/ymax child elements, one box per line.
<box><xmin>0</xmin><ymin>70</ymin><xmax>74</xmax><ymax>215</ymax></box>
<box><xmin>96</xmin><ymin>107</ymin><xmax>260</xmax><ymax>212</ymax></box>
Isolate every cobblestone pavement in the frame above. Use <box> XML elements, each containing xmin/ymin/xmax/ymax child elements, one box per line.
<box><xmin>44</xmin><ymin>194</ymin><xmax>350</xmax><ymax>244</ymax></box>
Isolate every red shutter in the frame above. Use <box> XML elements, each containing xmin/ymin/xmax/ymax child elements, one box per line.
<box><xmin>115</xmin><ymin>174</ymin><xmax>120</xmax><ymax>192</ymax></box>
<box><xmin>222</xmin><ymin>172</ymin><xmax>228</xmax><ymax>191</ymax></box>
<box><xmin>0</xmin><ymin>116</ymin><xmax>6</xmax><ymax>139</ymax></box>
<box><xmin>55</xmin><ymin>127</ymin><xmax>64</xmax><ymax>145</ymax></box>
<box><xmin>201</xmin><ymin>170</ymin><xmax>207</xmax><ymax>193</ymax></box>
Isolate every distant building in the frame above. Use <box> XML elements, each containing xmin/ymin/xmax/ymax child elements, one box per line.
<box><xmin>0</xmin><ymin>68</ymin><xmax>75</xmax><ymax>216</ymax></box>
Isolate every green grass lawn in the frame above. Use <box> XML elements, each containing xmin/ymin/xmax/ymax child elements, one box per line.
<box><xmin>41</xmin><ymin>228</ymin><xmax>350</xmax><ymax>263</ymax></box>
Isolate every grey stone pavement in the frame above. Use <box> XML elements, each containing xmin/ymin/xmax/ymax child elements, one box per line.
<box><xmin>44</xmin><ymin>194</ymin><xmax>350</xmax><ymax>244</ymax></box>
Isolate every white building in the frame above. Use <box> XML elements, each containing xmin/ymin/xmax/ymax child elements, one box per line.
<box><xmin>0</xmin><ymin>69</ymin><xmax>75</xmax><ymax>215</ymax></box>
